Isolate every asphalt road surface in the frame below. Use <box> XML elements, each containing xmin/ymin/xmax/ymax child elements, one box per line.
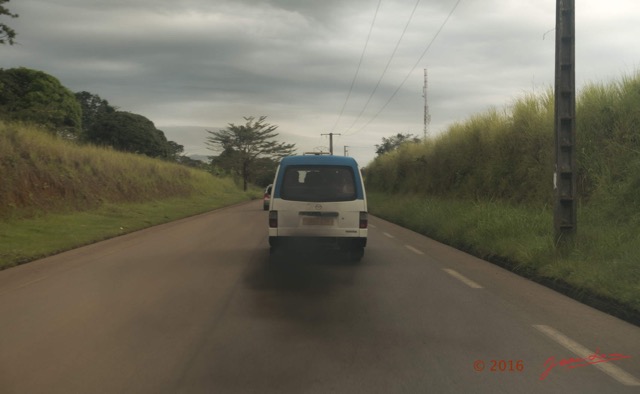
<box><xmin>1</xmin><ymin>200</ymin><xmax>639</xmax><ymax>393</ymax></box>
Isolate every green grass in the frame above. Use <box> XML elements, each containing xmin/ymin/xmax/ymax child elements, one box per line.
<box><xmin>0</xmin><ymin>121</ymin><xmax>261</xmax><ymax>269</ymax></box>
<box><xmin>368</xmin><ymin>192</ymin><xmax>554</xmax><ymax>269</ymax></box>
<box><xmin>0</xmin><ymin>190</ymin><xmax>258</xmax><ymax>270</ymax></box>
<box><xmin>368</xmin><ymin>192</ymin><xmax>640</xmax><ymax>317</ymax></box>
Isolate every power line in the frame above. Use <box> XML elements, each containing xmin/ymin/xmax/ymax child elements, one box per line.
<box><xmin>345</xmin><ymin>0</ymin><xmax>422</xmax><ymax>134</ymax></box>
<box><xmin>330</xmin><ymin>0</ymin><xmax>383</xmax><ymax>133</ymax></box>
<box><xmin>348</xmin><ymin>0</ymin><xmax>463</xmax><ymax>136</ymax></box>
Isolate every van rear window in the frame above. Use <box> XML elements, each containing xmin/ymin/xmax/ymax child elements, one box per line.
<box><xmin>280</xmin><ymin>165</ymin><xmax>356</xmax><ymax>202</ymax></box>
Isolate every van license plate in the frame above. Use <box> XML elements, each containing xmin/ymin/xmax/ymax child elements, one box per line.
<box><xmin>303</xmin><ymin>217</ymin><xmax>334</xmax><ymax>225</ymax></box>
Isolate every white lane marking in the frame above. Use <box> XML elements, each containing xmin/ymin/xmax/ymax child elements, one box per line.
<box><xmin>369</xmin><ymin>224</ymin><xmax>377</xmax><ymax>229</ymax></box>
<box><xmin>442</xmin><ymin>268</ymin><xmax>483</xmax><ymax>289</ymax></box>
<box><xmin>534</xmin><ymin>324</ymin><xmax>640</xmax><ymax>386</ymax></box>
<box><xmin>404</xmin><ymin>245</ymin><xmax>424</xmax><ymax>255</ymax></box>
<box><xmin>383</xmin><ymin>232</ymin><xmax>394</xmax><ymax>238</ymax></box>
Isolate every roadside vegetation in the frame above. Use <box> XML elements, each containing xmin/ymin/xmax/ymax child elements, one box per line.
<box><xmin>366</xmin><ymin>72</ymin><xmax>640</xmax><ymax>320</ymax></box>
<box><xmin>0</xmin><ymin>122</ymin><xmax>259</xmax><ymax>269</ymax></box>
<box><xmin>206</xmin><ymin>116</ymin><xmax>296</xmax><ymax>191</ymax></box>
<box><xmin>0</xmin><ymin>67</ymin><xmax>293</xmax><ymax>270</ymax></box>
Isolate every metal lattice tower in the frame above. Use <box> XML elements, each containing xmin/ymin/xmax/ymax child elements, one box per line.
<box><xmin>423</xmin><ymin>68</ymin><xmax>431</xmax><ymax>139</ymax></box>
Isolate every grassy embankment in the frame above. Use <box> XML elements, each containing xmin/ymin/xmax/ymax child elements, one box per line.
<box><xmin>0</xmin><ymin>122</ymin><xmax>259</xmax><ymax>269</ymax></box>
<box><xmin>366</xmin><ymin>73</ymin><xmax>640</xmax><ymax>322</ymax></box>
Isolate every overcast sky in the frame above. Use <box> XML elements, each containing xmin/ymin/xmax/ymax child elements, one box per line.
<box><xmin>4</xmin><ymin>0</ymin><xmax>639</xmax><ymax>166</ymax></box>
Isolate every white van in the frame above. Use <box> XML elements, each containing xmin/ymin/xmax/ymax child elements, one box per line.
<box><xmin>268</xmin><ymin>155</ymin><xmax>368</xmax><ymax>261</ymax></box>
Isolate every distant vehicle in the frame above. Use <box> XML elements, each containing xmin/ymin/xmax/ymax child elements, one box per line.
<box><xmin>268</xmin><ymin>155</ymin><xmax>368</xmax><ymax>261</ymax></box>
<box><xmin>263</xmin><ymin>184</ymin><xmax>272</xmax><ymax>211</ymax></box>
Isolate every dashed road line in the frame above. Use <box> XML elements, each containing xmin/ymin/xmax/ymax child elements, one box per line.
<box><xmin>383</xmin><ymin>232</ymin><xmax>394</xmax><ymax>238</ymax></box>
<box><xmin>442</xmin><ymin>268</ymin><xmax>483</xmax><ymax>289</ymax></box>
<box><xmin>404</xmin><ymin>245</ymin><xmax>424</xmax><ymax>255</ymax></box>
<box><xmin>534</xmin><ymin>324</ymin><xmax>640</xmax><ymax>386</ymax></box>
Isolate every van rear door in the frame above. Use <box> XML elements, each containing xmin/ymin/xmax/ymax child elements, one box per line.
<box><xmin>272</xmin><ymin>164</ymin><xmax>364</xmax><ymax>236</ymax></box>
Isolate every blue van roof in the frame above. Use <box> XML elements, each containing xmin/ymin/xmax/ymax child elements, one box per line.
<box><xmin>279</xmin><ymin>155</ymin><xmax>360</xmax><ymax>167</ymax></box>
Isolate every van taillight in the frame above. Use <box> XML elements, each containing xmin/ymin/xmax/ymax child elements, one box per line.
<box><xmin>269</xmin><ymin>211</ymin><xmax>278</xmax><ymax>228</ymax></box>
<box><xmin>359</xmin><ymin>211</ymin><xmax>368</xmax><ymax>229</ymax></box>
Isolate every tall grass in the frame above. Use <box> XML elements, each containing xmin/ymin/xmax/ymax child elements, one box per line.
<box><xmin>367</xmin><ymin>90</ymin><xmax>555</xmax><ymax>205</ymax></box>
<box><xmin>0</xmin><ymin>121</ymin><xmax>236</xmax><ymax>220</ymax></box>
<box><xmin>366</xmin><ymin>72</ymin><xmax>640</xmax><ymax>318</ymax></box>
<box><xmin>367</xmin><ymin>72</ymin><xmax>640</xmax><ymax>209</ymax></box>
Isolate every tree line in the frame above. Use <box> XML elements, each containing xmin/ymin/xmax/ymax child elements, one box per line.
<box><xmin>0</xmin><ymin>67</ymin><xmax>189</xmax><ymax>162</ymax></box>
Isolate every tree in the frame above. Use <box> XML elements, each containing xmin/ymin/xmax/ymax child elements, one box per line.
<box><xmin>375</xmin><ymin>132</ymin><xmax>420</xmax><ymax>156</ymax></box>
<box><xmin>166</xmin><ymin>140</ymin><xmax>184</xmax><ymax>161</ymax></box>
<box><xmin>205</xmin><ymin>116</ymin><xmax>296</xmax><ymax>190</ymax></box>
<box><xmin>251</xmin><ymin>157</ymin><xmax>279</xmax><ymax>187</ymax></box>
<box><xmin>75</xmin><ymin>91</ymin><xmax>116</xmax><ymax>137</ymax></box>
<box><xmin>0</xmin><ymin>67</ymin><xmax>82</xmax><ymax>137</ymax></box>
<box><xmin>89</xmin><ymin>111</ymin><xmax>170</xmax><ymax>158</ymax></box>
<box><xmin>77</xmin><ymin>92</ymin><xmax>184</xmax><ymax>161</ymax></box>
<box><xmin>0</xmin><ymin>0</ymin><xmax>18</xmax><ymax>45</ymax></box>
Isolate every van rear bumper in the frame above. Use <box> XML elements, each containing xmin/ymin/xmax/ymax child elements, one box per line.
<box><xmin>268</xmin><ymin>236</ymin><xmax>367</xmax><ymax>249</ymax></box>
<box><xmin>269</xmin><ymin>227</ymin><xmax>367</xmax><ymax>238</ymax></box>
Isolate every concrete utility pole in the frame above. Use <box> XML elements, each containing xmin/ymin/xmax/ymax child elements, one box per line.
<box><xmin>321</xmin><ymin>133</ymin><xmax>341</xmax><ymax>155</ymax></box>
<box><xmin>344</xmin><ymin>146</ymin><xmax>349</xmax><ymax>156</ymax></box>
<box><xmin>553</xmin><ymin>0</ymin><xmax>577</xmax><ymax>244</ymax></box>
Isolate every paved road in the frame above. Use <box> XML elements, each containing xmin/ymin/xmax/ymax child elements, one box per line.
<box><xmin>1</xmin><ymin>200</ymin><xmax>639</xmax><ymax>393</ymax></box>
